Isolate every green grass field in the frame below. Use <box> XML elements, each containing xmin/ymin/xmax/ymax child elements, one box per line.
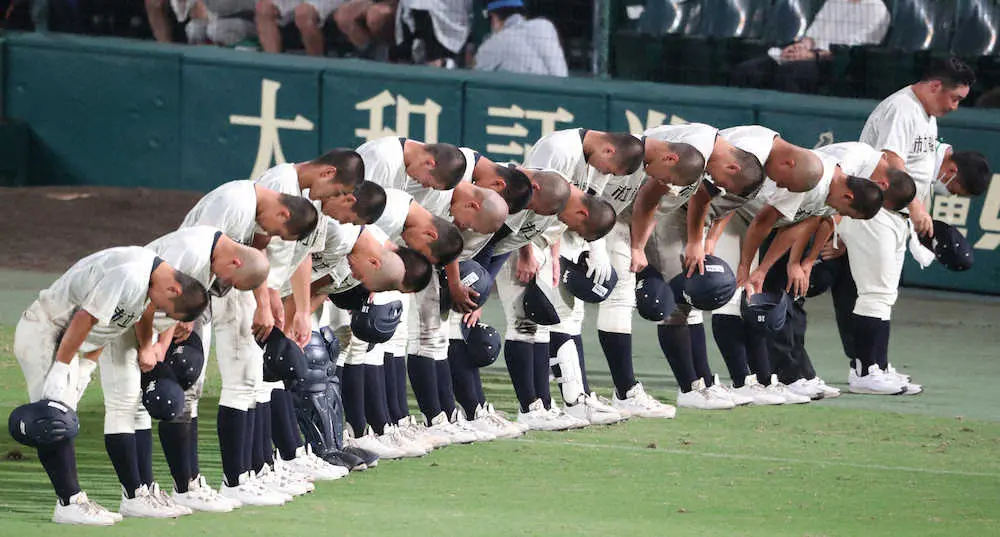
<box><xmin>2</xmin><ymin>269</ymin><xmax>999</xmax><ymax>536</ymax></box>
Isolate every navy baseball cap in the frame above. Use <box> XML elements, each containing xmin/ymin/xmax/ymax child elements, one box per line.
<box><xmin>560</xmin><ymin>254</ymin><xmax>618</xmax><ymax>304</ymax></box>
<box><xmin>141</xmin><ymin>365</ymin><xmax>185</xmax><ymax>421</ymax></box>
<box><xmin>351</xmin><ymin>293</ymin><xmax>404</xmax><ymax>344</ymax></box>
<box><xmin>741</xmin><ymin>290</ymin><xmax>789</xmax><ymax>333</ymax></box>
<box><xmin>674</xmin><ymin>255</ymin><xmax>738</xmax><ymax>311</ymax></box>
<box><xmin>635</xmin><ymin>266</ymin><xmax>675</xmax><ymax>321</ymax></box>
<box><xmin>164</xmin><ymin>332</ymin><xmax>205</xmax><ymax>391</ymax></box>
<box><xmin>440</xmin><ymin>260</ymin><xmax>494</xmax><ymax>313</ymax></box>
<box><xmin>523</xmin><ymin>278</ymin><xmax>561</xmax><ymax>325</ymax></box>
<box><xmin>460</xmin><ymin>321</ymin><xmax>502</xmax><ymax>367</ymax></box>
<box><xmin>8</xmin><ymin>400</ymin><xmax>80</xmax><ymax>448</ymax></box>
<box><xmin>920</xmin><ymin>220</ymin><xmax>974</xmax><ymax>272</ymax></box>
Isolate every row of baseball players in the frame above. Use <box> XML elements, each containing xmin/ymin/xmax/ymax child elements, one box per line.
<box><xmin>9</xmin><ymin>56</ymin><xmax>989</xmax><ymax>525</ymax></box>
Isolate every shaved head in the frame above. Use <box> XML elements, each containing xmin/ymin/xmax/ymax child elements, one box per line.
<box><xmin>667</xmin><ymin>142</ymin><xmax>706</xmax><ymax>186</ymax></box>
<box><xmin>767</xmin><ymin>140</ymin><xmax>825</xmax><ymax>192</ymax></box>
<box><xmin>231</xmin><ymin>244</ymin><xmax>270</xmax><ymax>290</ymax></box>
<box><xmin>528</xmin><ymin>170</ymin><xmax>571</xmax><ymax>215</ymax></box>
<box><xmin>471</xmin><ymin>188</ymin><xmax>509</xmax><ymax>233</ymax></box>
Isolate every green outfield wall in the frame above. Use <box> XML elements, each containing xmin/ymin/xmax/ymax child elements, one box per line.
<box><xmin>3</xmin><ymin>32</ymin><xmax>999</xmax><ymax>294</ymax></box>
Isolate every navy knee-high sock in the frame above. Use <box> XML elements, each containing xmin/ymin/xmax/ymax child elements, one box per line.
<box><xmin>657</xmin><ymin>324</ymin><xmax>697</xmax><ymax>392</ymax></box>
<box><xmin>473</xmin><ymin>367</ymin><xmax>487</xmax><ymax>406</ymax></box>
<box><xmin>876</xmin><ymin>320</ymin><xmax>891</xmax><ymax>370</ymax></box>
<box><xmin>217</xmin><ymin>407</ymin><xmax>245</xmax><ymax>485</ymax></box>
<box><xmin>105</xmin><ymin>433</ymin><xmax>141</xmax><ymax>497</ymax></box>
<box><xmin>341</xmin><ymin>364</ymin><xmax>367</xmax><ymax>437</ymax></box>
<box><xmin>283</xmin><ymin>395</ymin><xmax>304</xmax><ymax>449</ymax></box>
<box><xmin>38</xmin><ymin>441</ymin><xmax>81</xmax><ymax>505</ymax></box>
<box><xmin>745</xmin><ymin>330</ymin><xmax>773</xmax><ymax>385</ymax></box>
<box><xmin>712</xmin><ymin>315</ymin><xmax>750</xmax><ymax>387</ymax></box>
<box><xmin>383</xmin><ymin>353</ymin><xmax>402</xmax><ymax>422</ymax></box>
<box><xmin>189</xmin><ymin>417</ymin><xmax>200</xmax><ymax>477</ymax></box>
<box><xmin>270</xmin><ymin>390</ymin><xmax>298</xmax><ymax>461</ymax></box>
<box><xmin>533</xmin><ymin>342</ymin><xmax>552</xmax><ymax>408</ymax></box>
<box><xmin>503</xmin><ymin>340</ymin><xmax>535</xmax><ymax>413</ymax></box>
<box><xmin>435</xmin><ymin>359</ymin><xmax>457</xmax><ymax>419</ymax></box>
<box><xmin>571</xmin><ymin>334</ymin><xmax>589</xmax><ymax>393</ymax></box>
<box><xmin>852</xmin><ymin>314</ymin><xmax>882</xmax><ymax>374</ymax></box>
<box><xmin>258</xmin><ymin>401</ymin><xmax>274</xmax><ymax>467</ymax></box>
<box><xmin>599</xmin><ymin>330</ymin><xmax>636</xmax><ymax>399</ymax></box>
<box><xmin>135</xmin><ymin>428</ymin><xmax>154</xmax><ymax>487</ymax></box>
<box><xmin>393</xmin><ymin>355</ymin><xmax>410</xmax><ymax>419</ymax></box>
<box><xmin>449</xmin><ymin>339</ymin><xmax>481</xmax><ymax>420</ymax></box>
<box><xmin>364</xmin><ymin>364</ymin><xmax>391</xmax><ymax>434</ymax></box>
<box><xmin>244</xmin><ymin>407</ymin><xmax>256</xmax><ymax>474</ymax></box>
<box><xmin>407</xmin><ymin>355</ymin><xmax>441</xmax><ymax>424</ymax></box>
<box><xmin>158</xmin><ymin>420</ymin><xmax>192</xmax><ymax>492</ymax></box>
<box><xmin>690</xmin><ymin>323</ymin><xmax>713</xmax><ymax>386</ymax></box>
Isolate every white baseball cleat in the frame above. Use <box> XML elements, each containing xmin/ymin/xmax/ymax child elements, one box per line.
<box><xmin>149</xmin><ymin>481</ymin><xmax>192</xmax><ymax>516</ymax></box>
<box><xmin>516</xmin><ymin>399</ymin><xmax>565</xmax><ymax>431</ymax></box>
<box><xmin>563</xmin><ymin>393</ymin><xmax>626</xmax><ymax>426</ymax></box>
<box><xmin>258</xmin><ymin>462</ymin><xmax>313</xmax><ymax>497</ymax></box>
<box><xmin>396</xmin><ymin>416</ymin><xmax>438</xmax><ymax>451</ymax></box>
<box><xmin>285</xmin><ymin>447</ymin><xmax>350</xmax><ymax>480</ymax></box>
<box><xmin>469</xmin><ymin>404</ymin><xmax>524</xmax><ymax>439</ymax></box>
<box><xmin>220</xmin><ymin>472</ymin><xmax>287</xmax><ymax>507</ymax></box>
<box><xmin>676</xmin><ymin>379</ymin><xmax>735</xmax><ymax>410</ymax></box>
<box><xmin>611</xmin><ymin>382</ymin><xmax>676</xmax><ymax>419</ymax></box>
<box><xmin>173</xmin><ymin>475</ymin><xmax>236</xmax><ymax>512</ymax></box>
<box><xmin>786</xmin><ymin>378</ymin><xmax>827</xmax><ymax>400</ymax></box>
<box><xmin>848</xmin><ymin>365</ymin><xmax>908</xmax><ymax>395</ymax></box>
<box><xmin>452</xmin><ymin>409</ymin><xmax>497</xmax><ymax>442</ymax></box>
<box><xmin>52</xmin><ymin>492</ymin><xmax>121</xmax><ymax>525</ymax></box>
<box><xmin>765</xmin><ymin>375</ymin><xmax>811</xmax><ymax>404</ymax></box>
<box><xmin>811</xmin><ymin>377</ymin><xmax>841</xmax><ymax>398</ymax></box>
<box><xmin>377</xmin><ymin>425</ymin><xmax>429</xmax><ymax>458</ymax></box>
<box><xmin>547</xmin><ymin>402</ymin><xmax>590</xmax><ymax>429</ymax></box>
<box><xmin>707</xmin><ymin>375</ymin><xmax>753</xmax><ymax>406</ymax></box>
<box><xmin>348</xmin><ymin>425</ymin><xmax>407</xmax><ymax>460</ymax></box>
<box><xmin>119</xmin><ymin>485</ymin><xmax>179</xmax><ymax>518</ymax></box>
<box><xmin>886</xmin><ymin>365</ymin><xmax>923</xmax><ymax>395</ymax></box>
<box><xmin>733</xmin><ymin>375</ymin><xmax>785</xmax><ymax>406</ymax></box>
<box><xmin>426</xmin><ymin>411</ymin><xmax>478</xmax><ymax>445</ymax></box>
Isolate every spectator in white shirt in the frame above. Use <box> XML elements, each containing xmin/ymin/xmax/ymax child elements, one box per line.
<box><xmin>731</xmin><ymin>0</ymin><xmax>890</xmax><ymax>93</ymax></box>
<box><xmin>472</xmin><ymin>0</ymin><xmax>568</xmax><ymax>77</ymax></box>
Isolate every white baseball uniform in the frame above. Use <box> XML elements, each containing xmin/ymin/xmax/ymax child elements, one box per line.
<box><xmin>14</xmin><ymin>247</ymin><xmax>159</xmax><ymax>411</ymax></box>
<box><xmin>181</xmin><ymin>180</ymin><xmax>265</xmax><ymax>410</ymax></box>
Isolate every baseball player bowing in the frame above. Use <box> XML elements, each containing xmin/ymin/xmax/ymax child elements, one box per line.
<box><xmin>13</xmin><ymin>246</ymin><xmax>208</xmax><ymax>525</ymax></box>
<box><xmin>716</xmin><ymin>141</ymin><xmax>888</xmax><ymax>403</ymax></box>
<box><xmin>179</xmin><ymin>179</ymin><xmax>319</xmax><ymax>506</ymax></box>
<box><xmin>519</xmin><ymin>128</ymin><xmax>644</xmax><ymax>426</ymax></box>
<box><xmin>832</xmin><ymin>57</ymin><xmax>978</xmax><ymax>394</ymax></box>
<box><xmin>99</xmin><ymin>226</ymin><xmax>271</xmax><ymax>516</ymax></box>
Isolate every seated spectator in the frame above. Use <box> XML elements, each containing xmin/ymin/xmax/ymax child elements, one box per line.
<box><xmin>146</xmin><ymin>0</ymin><xmax>256</xmax><ymax>46</ymax></box>
<box><xmin>395</xmin><ymin>0</ymin><xmax>471</xmax><ymax>68</ymax></box>
<box><xmin>255</xmin><ymin>0</ymin><xmax>350</xmax><ymax>56</ymax></box>
<box><xmin>731</xmin><ymin>0</ymin><xmax>890</xmax><ymax>94</ymax></box>
<box><xmin>332</xmin><ymin>0</ymin><xmax>397</xmax><ymax>59</ymax></box>
<box><xmin>471</xmin><ymin>0</ymin><xmax>567</xmax><ymax>77</ymax></box>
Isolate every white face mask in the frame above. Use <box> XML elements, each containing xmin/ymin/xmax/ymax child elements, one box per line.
<box><xmin>933</xmin><ymin>172</ymin><xmax>957</xmax><ymax>196</ymax></box>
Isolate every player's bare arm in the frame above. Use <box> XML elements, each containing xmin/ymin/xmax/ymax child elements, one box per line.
<box><xmin>704</xmin><ymin>212</ymin><xmax>733</xmax><ymax>256</ymax></box>
<box><xmin>288</xmin><ymin>257</ymin><xmax>313</xmax><ymax>347</ymax></box>
<box><xmin>785</xmin><ymin>217</ymin><xmax>823</xmax><ymax>297</ymax></box>
<box><xmin>684</xmin><ymin>184</ymin><xmax>713</xmax><ymax>276</ymax></box>
<box><xmin>738</xmin><ymin>204</ymin><xmax>782</xmax><ymax>285</ymax></box>
<box><xmin>628</xmin><ymin>178</ymin><xmax>672</xmax><ymax>272</ymax></box>
<box><xmin>515</xmin><ymin>244</ymin><xmax>540</xmax><ymax>283</ymax></box>
<box><xmin>252</xmin><ymin>282</ymin><xmax>275</xmax><ymax>341</ymax></box>
<box><xmin>745</xmin><ymin>218</ymin><xmax>816</xmax><ymax>294</ymax></box>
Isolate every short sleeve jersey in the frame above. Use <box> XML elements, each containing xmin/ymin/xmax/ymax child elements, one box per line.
<box><xmin>37</xmin><ymin>247</ymin><xmax>157</xmax><ymax>349</ymax></box>
<box><xmin>180</xmin><ymin>180</ymin><xmax>258</xmax><ymax>246</ymax></box>
<box><xmin>860</xmin><ymin>86</ymin><xmax>938</xmax><ymax>199</ymax></box>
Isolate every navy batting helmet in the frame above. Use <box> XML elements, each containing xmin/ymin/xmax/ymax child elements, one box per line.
<box><xmin>806</xmin><ymin>258</ymin><xmax>838</xmax><ymax>298</ymax></box>
<box><xmin>920</xmin><ymin>220</ymin><xmax>974</xmax><ymax>272</ymax></box>
<box><xmin>351</xmin><ymin>293</ymin><xmax>404</xmax><ymax>344</ymax></box>
<box><xmin>635</xmin><ymin>266</ymin><xmax>675</xmax><ymax>321</ymax></box>
<box><xmin>8</xmin><ymin>400</ymin><xmax>79</xmax><ymax>447</ymax></box>
<box><xmin>678</xmin><ymin>255</ymin><xmax>737</xmax><ymax>311</ymax></box>
<box><xmin>559</xmin><ymin>253</ymin><xmax>618</xmax><ymax>303</ymax></box>
<box><xmin>460</xmin><ymin>321</ymin><xmax>502</xmax><ymax>367</ymax></box>
<box><xmin>440</xmin><ymin>260</ymin><xmax>493</xmax><ymax>313</ymax></box>
<box><xmin>141</xmin><ymin>365</ymin><xmax>185</xmax><ymax>421</ymax></box>
<box><xmin>260</xmin><ymin>327</ymin><xmax>309</xmax><ymax>382</ymax></box>
<box><xmin>523</xmin><ymin>278</ymin><xmax>560</xmax><ymax>326</ymax></box>
<box><xmin>164</xmin><ymin>332</ymin><xmax>204</xmax><ymax>391</ymax></box>
<box><xmin>741</xmin><ymin>290</ymin><xmax>789</xmax><ymax>333</ymax></box>
<box><xmin>329</xmin><ymin>284</ymin><xmax>371</xmax><ymax>311</ymax></box>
